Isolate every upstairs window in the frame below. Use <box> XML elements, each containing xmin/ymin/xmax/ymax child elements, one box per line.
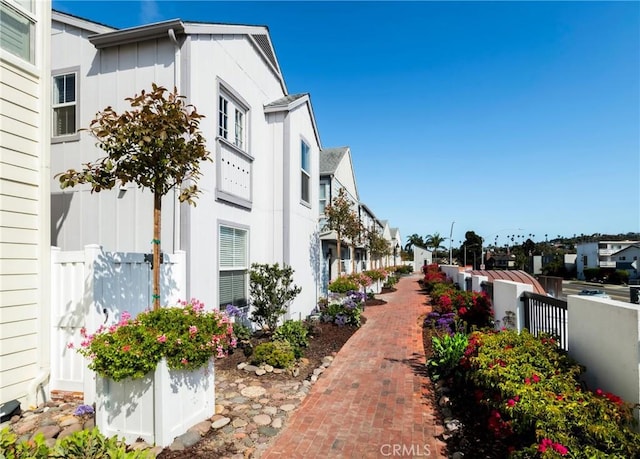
<box><xmin>319</xmin><ymin>179</ymin><xmax>329</xmax><ymax>214</ymax></box>
<box><xmin>0</xmin><ymin>0</ymin><xmax>35</xmax><ymax>64</ymax></box>
<box><xmin>52</xmin><ymin>72</ymin><xmax>78</xmax><ymax>138</ymax></box>
<box><xmin>301</xmin><ymin>140</ymin><xmax>311</xmax><ymax>204</ymax></box>
<box><xmin>217</xmin><ymin>85</ymin><xmax>248</xmax><ymax>153</ymax></box>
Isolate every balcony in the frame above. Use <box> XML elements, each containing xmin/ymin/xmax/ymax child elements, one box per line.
<box><xmin>216</xmin><ymin>140</ymin><xmax>252</xmax><ymax>207</ymax></box>
<box><xmin>599</xmin><ymin>261</ymin><xmax>616</xmax><ymax>268</ymax></box>
<box><xmin>598</xmin><ymin>249</ymin><xmax>615</xmax><ymax>256</ymax></box>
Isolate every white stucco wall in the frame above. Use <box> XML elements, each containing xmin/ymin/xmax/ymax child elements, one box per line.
<box><xmin>567</xmin><ymin>295</ymin><xmax>640</xmax><ymax>424</ymax></box>
<box><xmin>493</xmin><ymin>280</ymin><xmax>532</xmax><ymax>331</ymax></box>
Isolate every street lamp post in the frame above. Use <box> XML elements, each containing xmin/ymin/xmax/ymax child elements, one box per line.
<box><xmin>449</xmin><ymin>221</ymin><xmax>455</xmax><ymax>265</ymax></box>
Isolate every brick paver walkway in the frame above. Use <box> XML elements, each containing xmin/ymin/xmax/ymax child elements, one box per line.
<box><xmin>261</xmin><ymin>274</ymin><xmax>446</xmax><ymax>459</ymax></box>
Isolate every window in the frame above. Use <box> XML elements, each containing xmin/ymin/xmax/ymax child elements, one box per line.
<box><xmin>219</xmin><ymin>226</ymin><xmax>248</xmax><ymax>309</ymax></box>
<box><xmin>234</xmin><ymin>109</ymin><xmax>244</xmax><ymax>149</ymax></box>
<box><xmin>301</xmin><ymin>140</ymin><xmax>311</xmax><ymax>204</ymax></box>
<box><xmin>218</xmin><ymin>96</ymin><xmax>228</xmax><ymax>138</ymax></box>
<box><xmin>52</xmin><ymin>72</ymin><xmax>77</xmax><ymax>137</ymax></box>
<box><xmin>319</xmin><ymin>179</ymin><xmax>329</xmax><ymax>214</ymax></box>
<box><xmin>0</xmin><ymin>0</ymin><xmax>35</xmax><ymax>64</ymax></box>
<box><xmin>217</xmin><ymin>88</ymin><xmax>248</xmax><ymax>152</ymax></box>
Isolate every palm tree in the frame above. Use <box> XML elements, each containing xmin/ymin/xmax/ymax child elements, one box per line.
<box><xmin>425</xmin><ymin>232</ymin><xmax>447</xmax><ymax>263</ymax></box>
<box><xmin>404</xmin><ymin>234</ymin><xmax>425</xmax><ymax>252</ymax></box>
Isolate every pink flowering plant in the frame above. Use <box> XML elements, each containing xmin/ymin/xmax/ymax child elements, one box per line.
<box><xmin>71</xmin><ymin>299</ymin><xmax>236</xmax><ymax>381</ymax></box>
<box><xmin>461</xmin><ymin>329</ymin><xmax>640</xmax><ymax>457</ymax></box>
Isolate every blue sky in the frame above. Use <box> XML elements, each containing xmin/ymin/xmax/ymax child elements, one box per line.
<box><xmin>52</xmin><ymin>1</ymin><xmax>640</xmax><ymax>247</ymax></box>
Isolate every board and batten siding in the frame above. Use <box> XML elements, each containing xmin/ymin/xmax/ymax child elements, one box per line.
<box><xmin>0</xmin><ymin>0</ymin><xmax>51</xmax><ymax>406</ymax></box>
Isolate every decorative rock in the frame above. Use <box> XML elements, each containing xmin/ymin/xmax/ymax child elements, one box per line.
<box><xmin>257</xmin><ymin>426</ymin><xmax>279</xmax><ymax>437</ymax></box>
<box><xmin>279</xmin><ymin>404</ymin><xmax>296</xmax><ymax>412</ymax></box>
<box><xmin>58</xmin><ymin>423</ymin><xmax>83</xmax><ymax>439</ymax></box>
<box><xmin>322</xmin><ymin>356</ymin><xmax>334</xmax><ymax>364</ymax></box>
<box><xmin>211</xmin><ymin>417</ymin><xmax>231</xmax><ymax>429</ymax></box>
<box><xmin>291</xmin><ymin>368</ymin><xmax>300</xmax><ymax>377</ymax></box>
<box><xmin>130</xmin><ymin>441</ymin><xmax>152</xmax><ymax>451</ymax></box>
<box><xmin>263</xmin><ymin>406</ymin><xmax>277</xmax><ymax>415</ymax></box>
<box><xmin>271</xmin><ymin>417</ymin><xmax>283</xmax><ymax>429</ymax></box>
<box><xmin>237</xmin><ymin>362</ymin><xmax>247</xmax><ymax>370</ymax></box>
<box><xmin>255</xmin><ymin>369</ymin><xmax>266</xmax><ymax>376</ymax></box>
<box><xmin>215</xmin><ymin>404</ymin><xmax>226</xmax><ymax>415</ymax></box>
<box><xmin>438</xmin><ymin>396</ymin><xmax>450</xmax><ymax>407</ymax></box>
<box><xmin>14</xmin><ymin>420</ymin><xmax>37</xmax><ymax>435</ymax></box>
<box><xmin>242</xmin><ymin>365</ymin><xmax>259</xmax><ymax>373</ymax></box>
<box><xmin>178</xmin><ymin>430</ymin><xmax>202</xmax><ymax>448</ymax></box>
<box><xmin>241</xmin><ymin>386</ymin><xmax>266</xmax><ymax>398</ymax></box>
<box><xmin>169</xmin><ymin>439</ymin><xmax>185</xmax><ymax>451</ymax></box>
<box><xmin>452</xmin><ymin>452</ymin><xmax>465</xmax><ymax>459</ymax></box>
<box><xmin>445</xmin><ymin>419</ymin><xmax>463</xmax><ymax>433</ymax></box>
<box><xmin>189</xmin><ymin>420</ymin><xmax>212</xmax><ymax>436</ymax></box>
<box><xmin>313</xmin><ymin>368</ymin><xmax>324</xmax><ymax>375</ymax></box>
<box><xmin>310</xmin><ymin>375</ymin><xmax>318</xmax><ymax>383</ymax></box>
<box><xmin>232</xmin><ymin>418</ymin><xmax>248</xmax><ymax>428</ymax></box>
<box><xmin>58</xmin><ymin>415</ymin><xmax>80</xmax><ymax>427</ymax></box>
<box><xmin>252</xmin><ymin>414</ymin><xmax>271</xmax><ymax>426</ymax></box>
<box><xmin>34</xmin><ymin>425</ymin><xmax>60</xmax><ymax>439</ymax></box>
<box><xmin>272</xmin><ymin>368</ymin><xmax>284</xmax><ymax>374</ymax></box>
<box><xmin>264</xmin><ymin>365</ymin><xmax>274</xmax><ymax>372</ymax></box>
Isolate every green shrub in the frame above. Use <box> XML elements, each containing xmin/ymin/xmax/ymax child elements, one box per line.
<box><xmin>0</xmin><ymin>427</ymin><xmax>152</xmax><ymax>459</ymax></box>
<box><xmin>273</xmin><ymin>320</ymin><xmax>309</xmax><ymax>358</ymax></box>
<box><xmin>251</xmin><ymin>340</ymin><xmax>295</xmax><ymax>369</ymax></box>
<box><xmin>249</xmin><ymin>263</ymin><xmax>302</xmax><ymax>332</ymax></box>
<box><xmin>328</xmin><ymin>275</ymin><xmax>359</xmax><ymax>293</ymax></box>
<box><xmin>397</xmin><ymin>264</ymin><xmax>413</xmax><ymax>274</ymax></box>
<box><xmin>232</xmin><ymin>321</ymin><xmax>251</xmax><ymax>341</ymax></box>
<box><xmin>427</xmin><ymin>332</ymin><xmax>468</xmax><ymax>381</ymax></box>
<box><xmin>320</xmin><ymin>291</ymin><xmax>365</xmax><ymax>326</ymax></box>
<box><xmin>383</xmin><ymin>275</ymin><xmax>398</xmax><ymax>288</ymax></box>
<box><xmin>583</xmin><ymin>267</ymin><xmax>601</xmax><ymax>281</ymax></box>
<box><xmin>461</xmin><ymin>329</ymin><xmax>640</xmax><ymax>457</ymax></box>
<box><xmin>608</xmin><ymin>269</ymin><xmax>629</xmax><ymax>285</ymax></box>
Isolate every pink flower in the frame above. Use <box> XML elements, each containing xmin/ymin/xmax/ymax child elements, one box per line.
<box><xmin>181</xmin><ymin>358</ymin><xmax>188</xmax><ymax>365</ymax></box>
<box><xmin>122</xmin><ymin>345</ymin><xmax>131</xmax><ymax>352</ymax></box>
<box><xmin>157</xmin><ymin>334</ymin><xmax>167</xmax><ymax>343</ymax></box>
<box><xmin>553</xmin><ymin>443</ymin><xmax>568</xmax><ymax>455</ymax></box>
<box><xmin>532</xmin><ymin>374</ymin><xmax>540</xmax><ymax>383</ymax></box>
<box><xmin>189</xmin><ymin>325</ymin><xmax>198</xmax><ymax>336</ymax></box>
<box><xmin>67</xmin><ymin>342</ymin><xmax>74</xmax><ymax>349</ymax></box>
<box><xmin>507</xmin><ymin>399</ymin><xmax>516</xmax><ymax>407</ymax></box>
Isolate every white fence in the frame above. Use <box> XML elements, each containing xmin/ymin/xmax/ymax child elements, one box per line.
<box><xmin>50</xmin><ymin>245</ymin><xmax>186</xmax><ymax>404</ymax></box>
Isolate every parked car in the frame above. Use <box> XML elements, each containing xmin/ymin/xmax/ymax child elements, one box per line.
<box><xmin>578</xmin><ymin>289</ymin><xmax>610</xmax><ymax>299</ymax></box>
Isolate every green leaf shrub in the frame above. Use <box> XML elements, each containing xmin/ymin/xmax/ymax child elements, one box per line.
<box><xmin>393</xmin><ymin>264</ymin><xmax>413</xmax><ymax>275</ymax></box>
<box><xmin>273</xmin><ymin>320</ymin><xmax>309</xmax><ymax>358</ymax></box>
<box><xmin>328</xmin><ymin>275</ymin><xmax>359</xmax><ymax>293</ymax></box>
<box><xmin>249</xmin><ymin>263</ymin><xmax>302</xmax><ymax>331</ymax></box>
<box><xmin>320</xmin><ymin>291</ymin><xmax>365</xmax><ymax>326</ymax></box>
<box><xmin>251</xmin><ymin>341</ymin><xmax>295</xmax><ymax>369</ymax></box>
<box><xmin>427</xmin><ymin>332</ymin><xmax>469</xmax><ymax>381</ymax></box>
<box><xmin>364</xmin><ymin>269</ymin><xmax>387</xmax><ymax>282</ymax></box>
<box><xmin>461</xmin><ymin>329</ymin><xmax>640</xmax><ymax>457</ymax></box>
<box><xmin>0</xmin><ymin>427</ymin><xmax>151</xmax><ymax>458</ymax></box>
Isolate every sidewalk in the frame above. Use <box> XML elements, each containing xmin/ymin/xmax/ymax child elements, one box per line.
<box><xmin>261</xmin><ymin>274</ymin><xmax>446</xmax><ymax>459</ymax></box>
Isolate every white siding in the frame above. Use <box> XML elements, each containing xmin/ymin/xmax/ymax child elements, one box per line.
<box><xmin>0</xmin><ymin>0</ymin><xmax>51</xmax><ymax>406</ymax></box>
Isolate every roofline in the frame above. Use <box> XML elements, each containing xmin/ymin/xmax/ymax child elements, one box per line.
<box><xmin>264</xmin><ymin>94</ymin><xmax>321</xmax><ymax>147</ymax></box>
<box><xmin>52</xmin><ymin>9</ymin><xmax>117</xmax><ymax>34</ymax></box>
<box><xmin>89</xmin><ymin>19</ymin><xmax>185</xmax><ymax>48</ymax></box>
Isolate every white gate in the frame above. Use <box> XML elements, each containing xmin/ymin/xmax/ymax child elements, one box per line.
<box><xmin>50</xmin><ymin>245</ymin><xmax>186</xmax><ymax>403</ymax></box>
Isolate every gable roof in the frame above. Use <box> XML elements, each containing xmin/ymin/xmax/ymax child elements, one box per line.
<box><xmin>53</xmin><ymin>11</ymin><xmax>287</xmax><ymax>93</ymax></box>
<box><xmin>319</xmin><ymin>147</ymin><xmax>349</xmax><ymax>175</ymax></box>
<box><xmin>264</xmin><ymin>93</ymin><xmax>321</xmax><ymax>147</ymax></box>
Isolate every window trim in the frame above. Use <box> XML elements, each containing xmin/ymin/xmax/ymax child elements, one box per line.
<box><xmin>300</xmin><ymin>137</ymin><xmax>311</xmax><ymax>207</ymax></box>
<box><xmin>51</xmin><ymin>67</ymin><xmax>80</xmax><ymax>143</ymax></box>
<box><xmin>0</xmin><ymin>0</ymin><xmax>35</xmax><ymax>65</ymax></box>
<box><xmin>216</xmin><ymin>78</ymin><xmax>250</xmax><ymax>154</ymax></box>
<box><xmin>218</xmin><ymin>222</ymin><xmax>250</xmax><ymax>310</ymax></box>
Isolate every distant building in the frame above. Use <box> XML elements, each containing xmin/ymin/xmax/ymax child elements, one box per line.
<box><xmin>412</xmin><ymin>245</ymin><xmax>433</xmax><ymax>272</ymax></box>
<box><xmin>576</xmin><ymin>240</ymin><xmax>640</xmax><ymax>280</ymax></box>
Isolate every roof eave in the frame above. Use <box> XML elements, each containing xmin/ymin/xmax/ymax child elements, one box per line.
<box><xmin>89</xmin><ymin>19</ymin><xmax>185</xmax><ymax>48</ymax></box>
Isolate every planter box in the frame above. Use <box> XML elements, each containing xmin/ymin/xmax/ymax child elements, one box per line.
<box><xmin>95</xmin><ymin>358</ymin><xmax>215</xmax><ymax>447</ymax></box>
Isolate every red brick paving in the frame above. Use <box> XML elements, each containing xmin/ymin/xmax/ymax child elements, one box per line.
<box><xmin>261</xmin><ymin>274</ymin><xmax>447</xmax><ymax>459</ymax></box>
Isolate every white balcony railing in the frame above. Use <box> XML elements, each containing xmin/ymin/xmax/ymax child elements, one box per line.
<box><xmin>218</xmin><ymin>141</ymin><xmax>252</xmax><ymax>203</ymax></box>
<box><xmin>598</xmin><ymin>249</ymin><xmax>614</xmax><ymax>256</ymax></box>
<box><xmin>599</xmin><ymin>261</ymin><xmax>616</xmax><ymax>268</ymax></box>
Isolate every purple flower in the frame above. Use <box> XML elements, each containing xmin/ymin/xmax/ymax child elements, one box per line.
<box><xmin>73</xmin><ymin>404</ymin><xmax>94</xmax><ymax>416</ymax></box>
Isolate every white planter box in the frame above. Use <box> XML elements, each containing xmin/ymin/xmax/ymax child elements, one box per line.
<box><xmin>368</xmin><ymin>280</ymin><xmax>382</xmax><ymax>295</ymax></box>
<box><xmin>95</xmin><ymin>358</ymin><xmax>215</xmax><ymax>447</ymax></box>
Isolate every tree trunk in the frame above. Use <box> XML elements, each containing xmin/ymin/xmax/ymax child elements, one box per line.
<box><xmin>352</xmin><ymin>246</ymin><xmax>356</xmax><ymax>273</ymax></box>
<box><xmin>336</xmin><ymin>233</ymin><xmax>342</xmax><ymax>276</ymax></box>
<box><xmin>153</xmin><ymin>192</ymin><xmax>162</xmax><ymax>310</ymax></box>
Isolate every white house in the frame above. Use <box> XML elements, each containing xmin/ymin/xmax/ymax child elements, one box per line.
<box><xmin>412</xmin><ymin>244</ymin><xmax>433</xmax><ymax>272</ymax></box>
<box><xmin>611</xmin><ymin>244</ymin><xmax>640</xmax><ymax>281</ymax></box>
<box><xmin>0</xmin><ymin>0</ymin><xmax>51</xmax><ymax>407</ymax></box>
<box><xmin>576</xmin><ymin>240</ymin><xmax>640</xmax><ymax>280</ymax></box>
<box><xmin>50</xmin><ymin>12</ymin><xmax>321</xmax><ymax>325</ymax></box>
<box><xmin>390</xmin><ymin>227</ymin><xmax>402</xmax><ymax>267</ymax></box>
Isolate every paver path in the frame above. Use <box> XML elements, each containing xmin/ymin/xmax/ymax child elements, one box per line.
<box><xmin>262</xmin><ymin>274</ymin><xmax>446</xmax><ymax>459</ymax></box>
